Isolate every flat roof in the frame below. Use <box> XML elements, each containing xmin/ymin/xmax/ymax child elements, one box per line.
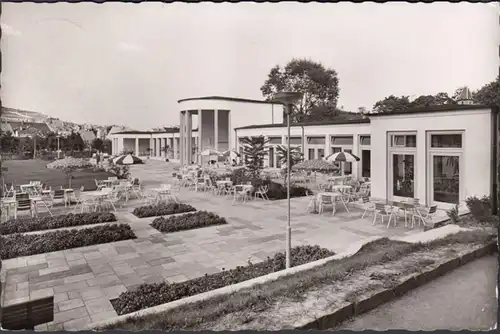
<box><xmin>114</xmin><ymin>128</ymin><xmax>197</xmax><ymax>135</ymax></box>
<box><xmin>235</xmin><ymin>118</ymin><xmax>370</xmax><ymax>131</ymax></box>
<box><xmin>178</xmin><ymin>96</ymin><xmax>277</xmax><ymax>105</ymax></box>
<box><xmin>368</xmin><ymin>104</ymin><xmax>492</xmax><ymax>117</ymax></box>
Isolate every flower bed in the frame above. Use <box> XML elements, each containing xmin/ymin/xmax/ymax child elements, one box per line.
<box><xmin>133</xmin><ymin>203</ymin><xmax>197</xmax><ymax>218</ymax></box>
<box><xmin>1</xmin><ymin>224</ymin><xmax>136</xmax><ymax>259</ymax></box>
<box><xmin>150</xmin><ymin>211</ymin><xmax>227</xmax><ymax>233</ymax></box>
<box><xmin>111</xmin><ymin>245</ymin><xmax>334</xmax><ymax>315</ymax></box>
<box><xmin>0</xmin><ymin>212</ymin><xmax>117</xmax><ymax>235</ymax></box>
<box><xmin>107</xmin><ymin>230</ymin><xmax>495</xmax><ymax>330</ymax></box>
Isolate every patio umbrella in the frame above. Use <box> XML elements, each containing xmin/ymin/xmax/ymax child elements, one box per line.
<box><xmin>200</xmin><ymin>149</ymin><xmax>223</xmax><ymax>156</ymax></box>
<box><xmin>113</xmin><ymin>154</ymin><xmax>144</xmax><ymax>165</ymax></box>
<box><xmin>222</xmin><ymin>150</ymin><xmax>240</xmax><ymax>158</ymax></box>
<box><xmin>292</xmin><ymin>159</ymin><xmax>338</xmax><ymax>186</ymax></box>
<box><xmin>324</xmin><ymin>151</ymin><xmax>360</xmax><ymax>162</ymax></box>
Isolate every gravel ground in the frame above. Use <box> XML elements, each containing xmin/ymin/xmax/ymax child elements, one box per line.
<box><xmin>335</xmin><ymin>254</ymin><xmax>498</xmax><ymax>330</ymax></box>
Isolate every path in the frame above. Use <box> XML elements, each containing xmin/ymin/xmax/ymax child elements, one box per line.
<box><xmin>335</xmin><ymin>254</ymin><xmax>498</xmax><ymax>330</ymax></box>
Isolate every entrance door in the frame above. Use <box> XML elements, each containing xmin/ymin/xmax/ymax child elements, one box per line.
<box><xmin>308</xmin><ymin>148</ymin><xmax>315</xmax><ymax>160</ymax></box>
<box><xmin>389</xmin><ymin>153</ymin><xmax>415</xmax><ymax>201</ymax></box>
<box><xmin>429</xmin><ymin>154</ymin><xmax>461</xmax><ymax>205</ymax></box>
<box><xmin>269</xmin><ymin>147</ymin><xmax>275</xmax><ymax>168</ymax></box>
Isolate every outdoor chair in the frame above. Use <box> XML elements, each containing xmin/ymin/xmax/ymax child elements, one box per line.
<box><xmin>305</xmin><ymin>190</ymin><xmax>316</xmax><ymax>213</ymax></box>
<box><xmin>108</xmin><ymin>177</ymin><xmax>118</xmax><ymax>181</ymax></box>
<box><xmin>95</xmin><ymin>179</ymin><xmax>105</xmax><ymax>191</ymax></box>
<box><xmin>169</xmin><ymin>183</ymin><xmax>181</xmax><ymax>203</ymax></box>
<box><xmin>412</xmin><ymin>205</ymin><xmax>438</xmax><ymax>228</ymax></box>
<box><xmin>360</xmin><ymin>196</ymin><xmax>375</xmax><ymax>218</ymax></box>
<box><xmin>373</xmin><ymin>202</ymin><xmax>396</xmax><ymax>228</ymax></box>
<box><xmin>232</xmin><ymin>185</ymin><xmax>250</xmax><ymax>205</ymax></box>
<box><xmin>351</xmin><ymin>184</ymin><xmax>369</xmax><ymax>201</ymax></box>
<box><xmin>318</xmin><ymin>194</ymin><xmax>335</xmax><ymax>215</ymax></box>
<box><xmin>3</xmin><ymin>183</ymin><xmax>15</xmax><ymax>198</ymax></box>
<box><xmin>205</xmin><ymin>178</ymin><xmax>217</xmax><ymax>195</ymax></box>
<box><xmin>141</xmin><ymin>191</ymin><xmax>158</xmax><ymax>206</ymax></box>
<box><xmin>255</xmin><ymin>185</ymin><xmax>269</xmax><ymax>201</ymax></box>
<box><xmin>51</xmin><ymin>190</ymin><xmax>66</xmax><ymax>207</ymax></box>
<box><xmin>195</xmin><ymin>178</ymin><xmax>206</xmax><ymax>192</ymax></box>
<box><xmin>16</xmin><ymin>198</ymin><xmax>34</xmax><ymax>218</ymax></box>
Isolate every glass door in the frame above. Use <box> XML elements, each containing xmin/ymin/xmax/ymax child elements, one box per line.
<box><xmin>308</xmin><ymin>148</ymin><xmax>315</xmax><ymax>160</ymax></box>
<box><xmin>430</xmin><ymin>154</ymin><xmax>460</xmax><ymax>205</ymax></box>
<box><xmin>390</xmin><ymin>153</ymin><xmax>415</xmax><ymax>200</ymax></box>
<box><xmin>269</xmin><ymin>147</ymin><xmax>274</xmax><ymax>168</ymax></box>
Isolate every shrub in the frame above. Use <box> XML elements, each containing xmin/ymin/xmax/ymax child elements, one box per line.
<box><xmin>109</xmin><ymin>165</ymin><xmax>131</xmax><ymax>180</ymax></box>
<box><xmin>112</xmin><ymin>245</ymin><xmax>335</xmax><ymax>315</ymax></box>
<box><xmin>465</xmin><ymin>196</ymin><xmax>493</xmax><ymax>222</ymax></box>
<box><xmin>265</xmin><ymin>182</ymin><xmax>310</xmax><ymax>200</ymax></box>
<box><xmin>1</xmin><ymin>224</ymin><xmax>136</xmax><ymax>259</ymax></box>
<box><xmin>133</xmin><ymin>203</ymin><xmax>197</xmax><ymax>218</ymax></box>
<box><xmin>446</xmin><ymin>204</ymin><xmax>460</xmax><ymax>224</ymax></box>
<box><xmin>150</xmin><ymin>211</ymin><xmax>227</xmax><ymax>233</ymax></box>
<box><xmin>0</xmin><ymin>212</ymin><xmax>117</xmax><ymax>235</ymax></box>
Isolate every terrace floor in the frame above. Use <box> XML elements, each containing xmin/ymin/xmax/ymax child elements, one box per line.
<box><xmin>2</xmin><ymin>160</ymin><xmax>429</xmax><ymax>330</ymax></box>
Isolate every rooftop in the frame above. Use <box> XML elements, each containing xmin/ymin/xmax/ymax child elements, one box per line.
<box><xmin>114</xmin><ymin>128</ymin><xmax>198</xmax><ymax>135</ymax></box>
<box><xmin>178</xmin><ymin>96</ymin><xmax>278</xmax><ymax>105</ymax></box>
<box><xmin>235</xmin><ymin>118</ymin><xmax>370</xmax><ymax>131</ymax></box>
<box><xmin>368</xmin><ymin>104</ymin><xmax>493</xmax><ymax>117</ymax></box>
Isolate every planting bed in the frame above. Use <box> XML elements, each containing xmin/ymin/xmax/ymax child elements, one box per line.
<box><xmin>0</xmin><ymin>212</ymin><xmax>117</xmax><ymax>235</ymax></box>
<box><xmin>111</xmin><ymin>245</ymin><xmax>335</xmax><ymax>315</ymax></box>
<box><xmin>1</xmin><ymin>224</ymin><xmax>136</xmax><ymax>259</ymax></box>
<box><xmin>133</xmin><ymin>203</ymin><xmax>196</xmax><ymax>218</ymax></box>
<box><xmin>106</xmin><ymin>230</ymin><xmax>495</xmax><ymax>331</ymax></box>
<box><xmin>150</xmin><ymin>211</ymin><xmax>227</xmax><ymax>233</ymax></box>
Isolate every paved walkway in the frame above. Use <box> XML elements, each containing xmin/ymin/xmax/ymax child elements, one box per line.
<box><xmin>2</xmin><ymin>161</ymin><xmax>426</xmax><ymax>330</ymax></box>
<box><xmin>335</xmin><ymin>254</ymin><xmax>498</xmax><ymax>330</ymax></box>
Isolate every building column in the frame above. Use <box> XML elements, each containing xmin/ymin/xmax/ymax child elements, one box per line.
<box><xmin>173</xmin><ymin>135</ymin><xmax>178</xmax><ymax>160</ymax></box>
<box><xmin>325</xmin><ymin>135</ymin><xmax>331</xmax><ymax>158</ymax></box>
<box><xmin>135</xmin><ymin>138</ymin><xmax>139</xmax><ymax>156</ymax></box>
<box><xmin>180</xmin><ymin>111</ymin><xmax>185</xmax><ymax>165</ymax></box>
<box><xmin>198</xmin><ymin>109</ymin><xmax>203</xmax><ymax>165</ymax></box>
<box><xmin>214</xmin><ymin>109</ymin><xmax>219</xmax><ymax>151</ymax></box>
<box><xmin>187</xmin><ymin>111</ymin><xmax>193</xmax><ymax>164</ymax></box>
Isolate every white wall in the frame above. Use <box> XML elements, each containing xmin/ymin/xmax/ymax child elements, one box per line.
<box><xmin>370</xmin><ymin>108</ymin><xmax>492</xmax><ymax>207</ymax></box>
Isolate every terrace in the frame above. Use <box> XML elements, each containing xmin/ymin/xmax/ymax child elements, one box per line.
<box><xmin>0</xmin><ymin>159</ymin><xmax>445</xmax><ymax>330</ymax></box>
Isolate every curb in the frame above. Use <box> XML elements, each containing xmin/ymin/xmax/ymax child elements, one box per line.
<box><xmin>297</xmin><ymin>241</ymin><xmax>498</xmax><ymax>330</ymax></box>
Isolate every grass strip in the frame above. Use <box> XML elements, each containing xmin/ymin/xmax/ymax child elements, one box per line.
<box><xmin>1</xmin><ymin>224</ymin><xmax>136</xmax><ymax>259</ymax></box>
<box><xmin>0</xmin><ymin>212</ymin><xmax>117</xmax><ymax>235</ymax></box>
<box><xmin>106</xmin><ymin>230</ymin><xmax>494</xmax><ymax>330</ymax></box>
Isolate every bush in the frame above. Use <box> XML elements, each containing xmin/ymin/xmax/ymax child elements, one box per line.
<box><xmin>133</xmin><ymin>203</ymin><xmax>196</xmax><ymax>218</ymax></box>
<box><xmin>0</xmin><ymin>212</ymin><xmax>117</xmax><ymax>235</ymax></box>
<box><xmin>1</xmin><ymin>224</ymin><xmax>136</xmax><ymax>259</ymax></box>
<box><xmin>109</xmin><ymin>165</ymin><xmax>131</xmax><ymax>180</ymax></box>
<box><xmin>465</xmin><ymin>196</ymin><xmax>493</xmax><ymax>222</ymax></box>
<box><xmin>265</xmin><ymin>181</ymin><xmax>310</xmax><ymax>200</ymax></box>
<box><xmin>151</xmin><ymin>211</ymin><xmax>227</xmax><ymax>233</ymax></box>
<box><xmin>112</xmin><ymin>245</ymin><xmax>335</xmax><ymax>315</ymax></box>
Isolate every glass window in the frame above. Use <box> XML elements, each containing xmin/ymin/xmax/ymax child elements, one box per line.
<box><xmin>287</xmin><ymin>137</ymin><xmax>302</xmax><ymax>145</ymax></box>
<box><xmin>432</xmin><ymin>155</ymin><xmax>460</xmax><ymax>204</ymax></box>
<box><xmin>268</xmin><ymin>137</ymin><xmax>282</xmax><ymax>145</ymax></box>
<box><xmin>360</xmin><ymin>136</ymin><xmax>371</xmax><ymax>146</ymax></box>
<box><xmin>331</xmin><ymin>136</ymin><xmax>353</xmax><ymax>145</ymax></box>
<box><xmin>362</xmin><ymin>150</ymin><xmax>371</xmax><ymax>177</ymax></box>
<box><xmin>307</xmin><ymin>136</ymin><xmax>326</xmax><ymax>145</ymax></box>
<box><xmin>308</xmin><ymin>148</ymin><xmax>315</xmax><ymax>160</ymax></box>
<box><xmin>318</xmin><ymin>149</ymin><xmax>325</xmax><ymax>159</ymax></box>
<box><xmin>431</xmin><ymin>134</ymin><xmax>462</xmax><ymax>148</ymax></box>
<box><xmin>391</xmin><ymin>134</ymin><xmax>416</xmax><ymax>148</ymax></box>
<box><xmin>392</xmin><ymin>154</ymin><xmax>415</xmax><ymax>198</ymax></box>
<box><xmin>393</xmin><ymin>135</ymin><xmax>405</xmax><ymax>146</ymax></box>
<box><xmin>406</xmin><ymin>135</ymin><xmax>416</xmax><ymax>147</ymax></box>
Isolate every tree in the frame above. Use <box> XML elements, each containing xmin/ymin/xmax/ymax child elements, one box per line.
<box><xmin>474</xmin><ymin>76</ymin><xmax>500</xmax><ymax>107</ymax></box>
<box><xmin>372</xmin><ymin>92</ymin><xmax>456</xmax><ymax>114</ymax></box>
<box><xmin>275</xmin><ymin>144</ymin><xmax>303</xmax><ymax>185</ymax></box>
<box><xmin>101</xmin><ymin>139</ymin><xmax>112</xmax><ymax>154</ymax></box>
<box><xmin>0</xmin><ymin>131</ymin><xmax>19</xmax><ymax>153</ymax></box>
<box><xmin>240</xmin><ymin>136</ymin><xmax>269</xmax><ymax>176</ymax></box>
<box><xmin>91</xmin><ymin>138</ymin><xmax>104</xmax><ymax>152</ymax></box>
<box><xmin>260</xmin><ymin>58</ymin><xmax>340</xmax><ymax>122</ymax></box>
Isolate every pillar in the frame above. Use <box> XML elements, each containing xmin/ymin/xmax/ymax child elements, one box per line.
<box><xmin>187</xmin><ymin>111</ymin><xmax>193</xmax><ymax>164</ymax></box>
<box><xmin>173</xmin><ymin>135</ymin><xmax>178</xmax><ymax>160</ymax></box>
<box><xmin>325</xmin><ymin>135</ymin><xmax>331</xmax><ymax>159</ymax></box>
<box><xmin>135</xmin><ymin>138</ymin><xmax>139</xmax><ymax>156</ymax></box>
<box><xmin>214</xmin><ymin>109</ymin><xmax>219</xmax><ymax>151</ymax></box>
<box><xmin>198</xmin><ymin>109</ymin><xmax>203</xmax><ymax>164</ymax></box>
<box><xmin>180</xmin><ymin>111</ymin><xmax>185</xmax><ymax>165</ymax></box>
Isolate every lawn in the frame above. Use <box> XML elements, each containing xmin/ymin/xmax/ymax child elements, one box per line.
<box><xmin>2</xmin><ymin>159</ymin><xmax>114</xmax><ymax>190</ymax></box>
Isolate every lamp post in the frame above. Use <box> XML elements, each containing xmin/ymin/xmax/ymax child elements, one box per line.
<box><xmin>271</xmin><ymin>91</ymin><xmax>303</xmax><ymax>269</ymax></box>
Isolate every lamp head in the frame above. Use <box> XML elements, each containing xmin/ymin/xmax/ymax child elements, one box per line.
<box><xmin>271</xmin><ymin>91</ymin><xmax>303</xmax><ymax>105</ymax></box>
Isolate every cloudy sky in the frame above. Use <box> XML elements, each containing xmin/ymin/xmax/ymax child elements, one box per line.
<box><xmin>2</xmin><ymin>2</ymin><xmax>499</xmax><ymax>130</ymax></box>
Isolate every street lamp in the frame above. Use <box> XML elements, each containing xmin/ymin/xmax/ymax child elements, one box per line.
<box><xmin>271</xmin><ymin>91</ymin><xmax>303</xmax><ymax>269</ymax></box>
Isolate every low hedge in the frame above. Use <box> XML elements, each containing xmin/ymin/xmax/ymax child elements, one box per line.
<box><xmin>112</xmin><ymin>245</ymin><xmax>335</xmax><ymax>315</ymax></box>
<box><xmin>150</xmin><ymin>211</ymin><xmax>227</xmax><ymax>233</ymax></box>
<box><xmin>133</xmin><ymin>203</ymin><xmax>197</xmax><ymax>218</ymax></box>
<box><xmin>0</xmin><ymin>212</ymin><xmax>117</xmax><ymax>235</ymax></box>
<box><xmin>1</xmin><ymin>224</ymin><xmax>136</xmax><ymax>259</ymax></box>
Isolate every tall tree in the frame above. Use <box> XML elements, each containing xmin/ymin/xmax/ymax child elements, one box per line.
<box><xmin>275</xmin><ymin>144</ymin><xmax>303</xmax><ymax>185</ymax></box>
<box><xmin>474</xmin><ymin>76</ymin><xmax>500</xmax><ymax>107</ymax></box>
<box><xmin>260</xmin><ymin>58</ymin><xmax>340</xmax><ymax>122</ymax></box>
<box><xmin>240</xmin><ymin>136</ymin><xmax>269</xmax><ymax>176</ymax></box>
<box><xmin>91</xmin><ymin>138</ymin><xmax>104</xmax><ymax>152</ymax></box>
<box><xmin>372</xmin><ymin>95</ymin><xmax>412</xmax><ymax>114</ymax></box>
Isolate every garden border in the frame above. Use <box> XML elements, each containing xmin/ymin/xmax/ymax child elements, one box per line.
<box><xmin>87</xmin><ymin>226</ymin><xmax>495</xmax><ymax>330</ymax></box>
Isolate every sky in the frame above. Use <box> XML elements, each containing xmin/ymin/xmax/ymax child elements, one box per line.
<box><xmin>2</xmin><ymin>2</ymin><xmax>499</xmax><ymax>130</ymax></box>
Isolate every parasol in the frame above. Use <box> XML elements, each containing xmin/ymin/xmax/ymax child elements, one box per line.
<box><xmin>113</xmin><ymin>154</ymin><xmax>144</xmax><ymax>165</ymax></box>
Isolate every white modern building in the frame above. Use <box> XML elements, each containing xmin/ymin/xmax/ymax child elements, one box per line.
<box><xmin>108</xmin><ymin>95</ymin><xmax>498</xmax><ymax>209</ymax></box>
